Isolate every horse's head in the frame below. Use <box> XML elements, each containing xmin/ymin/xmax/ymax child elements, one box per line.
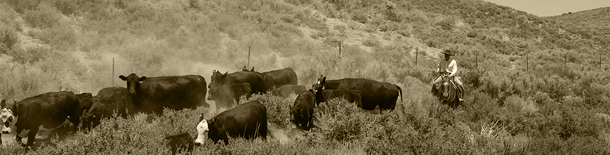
<box><xmin>441</xmin><ymin>76</ymin><xmax>451</xmax><ymax>98</ymax></box>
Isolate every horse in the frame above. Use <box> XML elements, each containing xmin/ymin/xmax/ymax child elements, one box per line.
<box><xmin>431</xmin><ymin>74</ymin><xmax>464</xmax><ymax>108</ymax></box>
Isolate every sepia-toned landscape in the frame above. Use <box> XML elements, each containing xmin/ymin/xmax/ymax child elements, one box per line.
<box><xmin>0</xmin><ymin>0</ymin><xmax>609</xmax><ymax>154</ymax></box>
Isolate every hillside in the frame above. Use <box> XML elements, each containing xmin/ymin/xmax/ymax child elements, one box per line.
<box><xmin>544</xmin><ymin>7</ymin><xmax>610</xmax><ymax>45</ymax></box>
<box><xmin>0</xmin><ymin>0</ymin><xmax>609</xmax><ymax>154</ymax></box>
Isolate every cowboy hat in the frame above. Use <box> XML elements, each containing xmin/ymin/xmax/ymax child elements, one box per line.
<box><xmin>442</xmin><ymin>49</ymin><xmax>453</xmax><ymax>56</ymax></box>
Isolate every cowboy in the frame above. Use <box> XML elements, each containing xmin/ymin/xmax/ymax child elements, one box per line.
<box><xmin>432</xmin><ymin>49</ymin><xmax>463</xmax><ymax>101</ymax></box>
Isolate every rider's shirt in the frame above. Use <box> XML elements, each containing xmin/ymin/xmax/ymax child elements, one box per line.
<box><xmin>437</xmin><ymin>59</ymin><xmax>457</xmax><ymax>76</ymax></box>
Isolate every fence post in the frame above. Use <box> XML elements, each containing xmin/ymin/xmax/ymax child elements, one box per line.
<box><xmin>338</xmin><ymin>42</ymin><xmax>342</xmax><ymax>57</ymax></box>
<box><xmin>112</xmin><ymin>58</ymin><xmax>115</xmax><ymax>87</ymax></box>
<box><xmin>247</xmin><ymin>46</ymin><xmax>251</xmax><ymax>69</ymax></box>
<box><xmin>564</xmin><ymin>54</ymin><xmax>567</xmax><ymax>70</ymax></box>
<box><xmin>415</xmin><ymin>47</ymin><xmax>418</xmax><ymax>66</ymax></box>
<box><xmin>526</xmin><ymin>53</ymin><xmax>528</xmax><ymax>72</ymax></box>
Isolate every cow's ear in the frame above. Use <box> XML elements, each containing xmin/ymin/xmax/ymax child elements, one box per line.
<box><xmin>119</xmin><ymin>75</ymin><xmax>127</xmax><ymax>81</ymax></box>
<box><xmin>321</xmin><ymin>77</ymin><xmax>326</xmax><ymax>84</ymax></box>
<box><xmin>1</xmin><ymin>99</ymin><xmax>5</xmax><ymax>108</ymax></box>
<box><xmin>11</xmin><ymin>101</ymin><xmax>17</xmax><ymax>112</ymax></box>
<box><xmin>250</xmin><ymin>67</ymin><xmax>254</xmax><ymax>71</ymax></box>
<box><xmin>208</xmin><ymin>118</ymin><xmax>216</xmax><ymax>125</ymax></box>
<box><xmin>139</xmin><ymin>76</ymin><xmax>146</xmax><ymax>81</ymax></box>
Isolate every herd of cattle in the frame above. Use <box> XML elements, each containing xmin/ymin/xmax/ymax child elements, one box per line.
<box><xmin>0</xmin><ymin>67</ymin><xmax>403</xmax><ymax>154</ymax></box>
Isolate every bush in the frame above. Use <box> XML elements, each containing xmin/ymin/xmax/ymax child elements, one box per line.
<box><xmin>0</xmin><ymin>25</ymin><xmax>20</xmax><ymax>53</ymax></box>
<box><xmin>362</xmin><ymin>37</ymin><xmax>380</xmax><ymax>47</ymax></box>
<box><xmin>53</xmin><ymin>0</ymin><xmax>80</xmax><ymax>15</ymax></box>
<box><xmin>23</xmin><ymin>3</ymin><xmax>62</xmax><ymax>28</ymax></box>
<box><xmin>249</xmin><ymin>94</ymin><xmax>292</xmax><ymax>128</ymax></box>
<box><xmin>503</xmin><ymin>94</ymin><xmax>537</xmax><ymax>114</ymax></box>
<box><xmin>315</xmin><ymin>98</ymin><xmax>370</xmax><ymax>142</ymax></box>
<box><xmin>30</xmin><ymin>24</ymin><xmax>76</xmax><ymax>51</ymax></box>
<box><xmin>5</xmin><ymin>0</ymin><xmax>41</xmax><ymax>13</ymax></box>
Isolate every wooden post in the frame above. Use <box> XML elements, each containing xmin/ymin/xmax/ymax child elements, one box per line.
<box><xmin>338</xmin><ymin>42</ymin><xmax>342</xmax><ymax>57</ymax></box>
<box><xmin>564</xmin><ymin>54</ymin><xmax>567</xmax><ymax>70</ymax></box>
<box><xmin>247</xmin><ymin>46</ymin><xmax>251</xmax><ymax>68</ymax></box>
<box><xmin>526</xmin><ymin>53</ymin><xmax>528</xmax><ymax>72</ymax></box>
<box><xmin>112</xmin><ymin>58</ymin><xmax>115</xmax><ymax>87</ymax></box>
<box><xmin>415</xmin><ymin>47</ymin><xmax>418</xmax><ymax>66</ymax></box>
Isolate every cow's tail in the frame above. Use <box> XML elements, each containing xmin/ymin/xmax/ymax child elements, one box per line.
<box><xmin>395</xmin><ymin>85</ymin><xmax>403</xmax><ymax>101</ymax></box>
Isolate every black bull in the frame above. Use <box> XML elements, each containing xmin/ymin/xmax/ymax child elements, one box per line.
<box><xmin>119</xmin><ymin>73</ymin><xmax>209</xmax><ymax>114</ymax></box>
<box><xmin>315</xmin><ymin>77</ymin><xmax>402</xmax><ymax>112</ymax></box>
<box><xmin>244</xmin><ymin>67</ymin><xmax>298</xmax><ymax>92</ymax></box>
<box><xmin>12</xmin><ymin>91</ymin><xmax>90</xmax><ymax>148</ymax></box>
<box><xmin>208</xmin><ymin>70</ymin><xmax>265</xmax><ymax>100</ymax></box>
<box><xmin>208</xmin><ymin>83</ymin><xmax>252</xmax><ymax>110</ymax></box>
<box><xmin>80</xmin><ymin>87</ymin><xmax>135</xmax><ymax>131</ymax></box>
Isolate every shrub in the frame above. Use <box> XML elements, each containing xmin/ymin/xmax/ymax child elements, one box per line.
<box><xmin>315</xmin><ymin>98</ymin><xmax>370</xmax><ymax>142</ymax></box>
<box><xmin>249</xmin><ymin>93</ymin><xmax>292</xmax><ymax>128</ymax></box>
<box><xmin>351</xmin><ymin>12</ymin><xmax>368</xmax><ymax>24</ymax></box>
<box><xmin>23</xmin><ymin>3</ymin><xmax>62</xmax><ymax>28</ymax></box>
<box><xmin>0</xmin><ymin>25</ymin><xmax>20</xmax><ymax>53</ymax></box>
<box><xmin>30</xmin><ymin>24</ymin><xmax>76</xmax><ymax>51</ymax></box>
<box><xmin>362</xmin><ymin>37</ymin><xmax>380</xmax><ymax>47</ymax></box>
<box><xmin>5</xmin><ymin>0</ymin><xmax>41</xmax><ymax>13</ymax></box>
<box><xmin>53</xmin><ymin>0</ymin><xmax>79</xmax><ymax>15</ymax></box>
<box><xmin>436</xmin><ymin>17</ymin><xmax>457</xmax><ymax>31</ymax></box>
<box><xmin>503</xmin><ymin>94</ymin><xmax>538</xmax><ymax>114</ymax></box>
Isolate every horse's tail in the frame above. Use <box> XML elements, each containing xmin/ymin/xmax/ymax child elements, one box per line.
<box><xmin>395</xmin><ymin>85</ymin><xmax>403</xmax><ymax>101</ymax></box>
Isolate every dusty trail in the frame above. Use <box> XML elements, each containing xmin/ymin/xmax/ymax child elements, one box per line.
<box><xmin>267</xmin><ymin>123</ymin><xmax>305</xmax><ymax>144</ymax></box>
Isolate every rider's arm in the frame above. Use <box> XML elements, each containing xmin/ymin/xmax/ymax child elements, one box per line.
<box><xmin>436</xmin><ymin>62</ymin><xmax>440</xmax><ymax>73</ymax></box>
<box><xmin>449</xmin><ymin>60</ymin><xmax>457</xmax><ymax>77</ymax></box>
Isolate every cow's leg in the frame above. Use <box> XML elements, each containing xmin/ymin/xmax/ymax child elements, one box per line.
<box><xmin>70</xmin><ymin>118</ymin><xmax>80</xmax><ymax>132</ymax></box>
<box><xmin>308</xmin><ymin>118</ymin><xmax>314</xmax><ymax>130</ymax></box>
<box><xmin>26</xmin><ymin>126</ymin><xmax>39</xmax><ymax>148</ymax></box>
<box><xmin>15</xmin><ymin>127</ymin><xmax>23</xmax><ymax>145</ymax></box>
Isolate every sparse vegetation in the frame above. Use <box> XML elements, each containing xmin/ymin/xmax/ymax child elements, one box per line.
<box><xmin>0</xmin><ymin>0</ymin><xmax>609</xmax><ymax>154</ymax></box>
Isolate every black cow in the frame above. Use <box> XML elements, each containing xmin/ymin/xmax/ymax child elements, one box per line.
<box><xmin>165</xmin><ymin>132</ymin><xmax>194</xmax><ymax>155</ymax></box>
<box><xmin>1</xmin><ymin>99</ymin><xmax>15</xmax><ymax>144</ymax></box>
<box><xmin>208</xmin><ymin>70</ymin><xmax>265</xmax><ymax>100</ymax></box>
<box><xmin>272</xmin><ymin>85</ymin><xmax>307</xmax><ymax>98</ymax></box>
<box><xmin>245</xmin><ymin>67</ymin><xmax>298</xmax><ymax>92</ymax></box>
<box><xmin>119</xmin><ymin>73</ymin><xmax>208</xmax><ymax>114</ymax></box>
<box><xmin>195</xmin><ymin>100</ymin><xmax>267</xmax><ymax>145</ymax></box>
<box><xmin>314</xmin><ymin>88</ymin><xmax>363</xmax><ymax>106</ymax></box>
<box><xmin>80</xmin><ymin>87</ymin><xmax>135</xmax><ymax>131</ymax></box>
<box><xmin>313</xmin><ymin>76</ymin><xmax>402</xmax><ymax>112</ymax></box>
<box><xmin>12</xmin><ymin>91</ymin><xmax>86</xmax><ymax>148</ymax></box>
<box><xmin>208</xmin><ymin>83</ymin><xmax>252</xmax><ymax>110</ymax></box>
<box><xmin>76</xmin><ymin>93</ymin><xmax>93</xmax><ymax>117</ymax></box>
<box><xmin>289</xmin><ymin>90</ymin><xmax>316</xmax><ymax>130</ymax></box>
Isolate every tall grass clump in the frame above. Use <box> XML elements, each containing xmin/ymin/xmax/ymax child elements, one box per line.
<box><xmin>315</xmin><ymin>98</ymin><xmax>369</xmax><ymax>142</ymax></box>
<box><xmin>249</xmin><ymin>93</ymin><xmax>293</xmax><ymax>128</ymax></box>
<box><xmin>27</xmin><ymin>107</ymin><xmax>209</xmax><ymax>154</ymax></box>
